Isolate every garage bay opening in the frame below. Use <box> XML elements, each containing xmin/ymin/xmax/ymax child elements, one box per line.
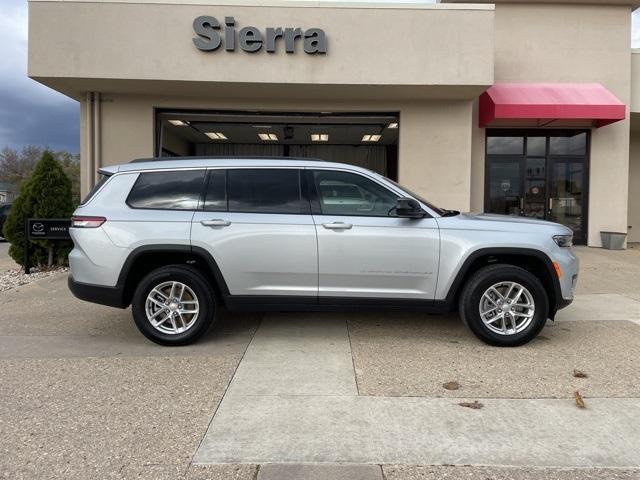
<box><xmin>155</xmin><ymin>110</ymin><xmax>399</xmax><ymax>180</ymax></box>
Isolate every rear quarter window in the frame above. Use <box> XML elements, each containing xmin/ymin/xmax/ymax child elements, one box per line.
<box><xmin>81</xmin><ymin>174</ymin><xmax>111</xmax><ymax>205</ymax></box>
<box><xmin>126</xmin><ymin>170</ymin><xmax>205</xmax><ymax>210</ymax></box>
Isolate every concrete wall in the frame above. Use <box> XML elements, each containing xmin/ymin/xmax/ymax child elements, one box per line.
<box><xmin>28</xmin><ymin>0</ymin><xmax>494</xmax><ymax>92</ymax></box>
<box><xmin>632</xmin><ymin>50</ymin><xmax>640</xmax><ymax>113</ymax></box>
<box><xmin>469</xmin><ymin>2</ymin><xmax>633</xmax><ymax>246</ymax></box>
<box><xmin>629</xmin><ymin>114</ymin><xmax>640</xmax><ymax>242</ymax></box>
<box><xmin>90</xmin><ymin>94</ymin><xmax>475</xmax><ymax>212</ymax></box>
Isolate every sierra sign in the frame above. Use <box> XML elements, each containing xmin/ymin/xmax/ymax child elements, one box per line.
<box><xmin>192</xmin><ymin>16</ymin><xmax>327</xmax><ymax>54</ymax></box>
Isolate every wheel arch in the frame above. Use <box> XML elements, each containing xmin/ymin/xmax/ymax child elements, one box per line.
<box><xmin>444</xmin><ymin>247</ymin><xmax>561</xmax><ymax>318</ymax></box>
<box><xmin>118</xmin><ymin>244</ymin><xmax>230</xmax><ymax>307</ymax></box>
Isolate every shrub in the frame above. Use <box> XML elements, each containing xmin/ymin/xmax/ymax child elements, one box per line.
<box><xmin>2</xmin><ymin>151</ymin><xmax>75</xmax><ymax>267</ymax></box>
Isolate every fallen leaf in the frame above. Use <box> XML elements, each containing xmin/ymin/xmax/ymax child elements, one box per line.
<box><xmin>443</xmin><ymin>381</ymin><xmax>460</xmax><ymax>391</ymax></box>
<box><xmin>573</xmin><ymin>369</ymin><xmax>588</xmax><ymax>378</ymax></box>
<box><xmin>458</xmin><ymin>400</ymin><xmax>483</xmax><ymax>410</ymax></box>
<box><xmin>574</xmin><ymin>391</ymin><xmax>586</xmax><ymax>409</ymax></box>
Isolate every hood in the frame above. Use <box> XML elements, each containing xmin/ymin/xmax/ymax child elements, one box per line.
<box><xmin>439</xmin><ymin>212</ymin><xmax>573</xmax><ymax>235</ymax></box>
<box><xmin>462</xmin><ymin>212</ymin><xmax>560</xmax><ymax>227</ymax></box>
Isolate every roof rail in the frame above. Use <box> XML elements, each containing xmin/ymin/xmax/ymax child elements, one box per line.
<box><xmin>129</xmin><ymin>155</ymin><xmax>327</xmax><ymax>164</ymax></box>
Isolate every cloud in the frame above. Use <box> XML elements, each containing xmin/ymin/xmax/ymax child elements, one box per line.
<box><xmin>0</xmin><ymin>0</ymin><xmax>79</xmax><ymax>153</ymax></box>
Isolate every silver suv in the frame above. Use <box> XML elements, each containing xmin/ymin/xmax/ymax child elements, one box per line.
<box><xmin>68</xmin><ymin>157</ymin><xmax>578</xmax><ymax>347</ymax></box>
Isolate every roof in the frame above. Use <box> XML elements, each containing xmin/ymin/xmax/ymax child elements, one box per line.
<box><xmin>102</xmin><ymin>156</ymin><xmax>372</xmax><ymax>175</ymax></box>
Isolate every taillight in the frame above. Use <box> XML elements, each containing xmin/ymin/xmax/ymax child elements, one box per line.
<box><xmin>71</xmin><ymin>216</ymin><xmax>106</xmax><ymax>228</ymax></box>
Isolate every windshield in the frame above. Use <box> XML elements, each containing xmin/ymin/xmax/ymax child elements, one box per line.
<box><xmin>387</xmin><ymin>179</ymin><xmax>447</xmax><ymax>216</ymax></box>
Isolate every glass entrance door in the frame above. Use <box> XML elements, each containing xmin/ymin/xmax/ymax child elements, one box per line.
<box><xmin>548</xmin><ymin>158</ymin><xmax>586</xmax><ymax>242</ymax></box>
<box><xmin>485</xmin><ymin>131</ymin><xmax>588</xmax><ymax>244</ymax></box>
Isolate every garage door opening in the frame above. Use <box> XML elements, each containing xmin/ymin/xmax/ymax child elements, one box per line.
<box><xmin>155</xmin><ymin>110</ymin><xmax>399</xmax><ymax>179</ymax></box>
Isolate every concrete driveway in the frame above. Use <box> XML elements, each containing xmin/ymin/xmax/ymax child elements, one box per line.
<box><xmin>1</xmin><ymin>246</ymin><xmax>639</xmax><ymax>479</ymax></box>
<box><xmin>0</xmin><ymin>242</ymin><xmax>17</xmax><ymax>272</ymax></box>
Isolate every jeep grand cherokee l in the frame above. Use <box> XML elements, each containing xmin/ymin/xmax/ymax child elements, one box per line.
<box><xmin>68</xmin><ymin>157</ymin><xmax>578</xmax><ymax>347</ymax></box>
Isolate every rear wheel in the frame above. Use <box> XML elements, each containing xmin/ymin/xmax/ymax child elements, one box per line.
<box><xmin>458</xmin><ymin>264</ymin><xmax>549</xmax><ymax>347</ymax></box>
<box><xmin>131</xmin><ymin>265</ymin><xmax>215</xmax><ymax>346</ymax></box>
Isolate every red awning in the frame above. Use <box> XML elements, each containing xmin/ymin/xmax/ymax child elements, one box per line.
<box><xmin>479</xmin><ymin>83</ymin><xmax>625</xmax><ymax>128</ymax></box>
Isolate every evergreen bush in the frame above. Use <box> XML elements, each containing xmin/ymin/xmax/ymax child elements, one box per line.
<box><xmin>2</xmin><ymin>151</ymin><xmax>75</xmax><ymax>267</ymax></box>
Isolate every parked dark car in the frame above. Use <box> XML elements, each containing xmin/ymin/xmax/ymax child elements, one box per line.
<box><xmin>0</xmin><ymin>203</ymin><xmax>12</xmax><ymax>238</ymax></box>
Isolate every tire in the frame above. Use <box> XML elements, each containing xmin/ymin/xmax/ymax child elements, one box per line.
<box><xmin>131</xmin><ymin>265</ymin><xmax>216</xmax><ymax>346</ymax></box>
<box><xmin>458</xmin><ymin>264</ymin><xmax>549</xmax><ymax>347</ymax></box>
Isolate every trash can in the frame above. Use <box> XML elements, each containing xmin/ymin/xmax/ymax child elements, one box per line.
<box><xmin>600</xmin><ymin>231</ymin><xmax>627</xmax><ymax>250</ymax></box>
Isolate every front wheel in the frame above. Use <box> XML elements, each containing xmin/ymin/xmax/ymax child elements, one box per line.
<box><xmin>131</xmin><ymin>265</ymin><xmax>216</xmax><ymax>346</ymax></box>
<box><xmin>458</xmin><ymin>264</ymin><xmax>549</xmax><ymax>347</ymax></box>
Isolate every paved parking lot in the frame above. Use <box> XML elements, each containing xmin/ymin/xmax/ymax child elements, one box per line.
<box><xmin>1</xmin><ymin>246</ymin><xmax>640</xmax><ymax>479</ymax></box>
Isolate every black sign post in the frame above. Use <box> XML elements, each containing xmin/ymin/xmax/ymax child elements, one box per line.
<box><xmin>24</xmin><ymin>218</ymin><xmax>72</xmax><ymax>274</ymax></box>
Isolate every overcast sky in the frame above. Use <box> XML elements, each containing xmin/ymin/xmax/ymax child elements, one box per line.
<box><xmin>0</xmin><ymin>0</ymin><xmax>639</xmax><ymax>154</ymax></box>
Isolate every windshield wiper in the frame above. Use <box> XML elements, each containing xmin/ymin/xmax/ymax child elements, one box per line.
<box><xmin>441</xmin><ymin>209</ymin><xmax>460</xmax><ymax>217</ymax></box>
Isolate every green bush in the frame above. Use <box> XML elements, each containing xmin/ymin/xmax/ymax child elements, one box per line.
<box><xmin>2</xmin><ymin>151</ymin><xmax>75</xmax><ymax>268</ymax></box>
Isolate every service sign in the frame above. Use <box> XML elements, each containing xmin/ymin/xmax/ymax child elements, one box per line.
<box><xmin>27</xmin><ymin>219</ymin><xmax>72</xmax><ymax>240</ymax></box>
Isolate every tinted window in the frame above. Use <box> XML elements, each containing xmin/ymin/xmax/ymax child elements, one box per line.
<box><xmin>81</xmin><ymin>174</ymin><xmax>111</xmax><ymax>205</ymax></box>
<box><xmin>203</xmin><ymin>170</ymin><xmax>227</xmax><ymax>211</ymax></box>
<box><xmin>487</xmin><ymin>136</ymin><xmax>524</xmax><ymax>155</ymax></box>
<box><xmin>527</xmin><ymin>137</ymin><xmax>546</xmax><ymax>156</ymax></box>
<box><xmin>313</xmin><ymin>170</ymin><xmax>398</xmax><ymax>217</ymax></box>
<box><xmin>550</xmin><ymin>133</ymin><xmax>587</xmax><ymax>155</ymax></box>
<box><xmin>127</xmin><ymin>170</ymin><xmax>204</xmax><ymax>210</ymax></box>
<box><xmin>227</xmin><ymin>169</ymin><xmax>303</xmax><ymax>214</ymax></box>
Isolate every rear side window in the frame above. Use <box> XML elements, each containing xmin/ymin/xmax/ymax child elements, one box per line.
<box><xmin>227</xmin><ymin>169</ymin><xmax>303</xmax><ymax>214</ymax></box>
<box><xmin>81</xmin><ymin>173</ymin><xmax>111</xmax><ymax>205</ymax></box>
<box><xmin>203</xmin><ymin>170</ymin><xmax>227</xmax><ymax>212</ymax></box>
<box><xmin>127</xmin><ymin>170</ymin><xmax>205</xmax><ymax>210</ymax></box>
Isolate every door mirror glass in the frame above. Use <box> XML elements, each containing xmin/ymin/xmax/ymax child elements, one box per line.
<box><xmin>395</xmin><ymin>198</ymin><xmax>424</xmax><ymax>218</ymax></box>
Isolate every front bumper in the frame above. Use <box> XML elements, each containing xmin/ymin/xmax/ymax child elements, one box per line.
<box><xmin>68</xmin><ymin>275</ymin><xmax>127</xmax><ymax>308</ymax></box>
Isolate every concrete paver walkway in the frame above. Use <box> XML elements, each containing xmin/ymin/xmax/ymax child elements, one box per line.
<box><xmin>195</xmin><ymin>311</ymin><xmax>640</xmax><ymax>468</ymax></box>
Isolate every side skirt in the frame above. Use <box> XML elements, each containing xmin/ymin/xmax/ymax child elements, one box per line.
<box><xmin>223</xmin><ymin>295</ymin><xmax>453</xmax><ymax>313</ymax></box>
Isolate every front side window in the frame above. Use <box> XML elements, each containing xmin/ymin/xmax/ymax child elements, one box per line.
<box><xmin>313</xmin><ymin>170</ymin><xmax>398</xmax><ymax>217</ymax></box>
<box><xmin>227</xmin><ymin>169</ymin><xmax>303</xmax><ymax>214</ymax></box>
<box><xmin>127</xmin><ymin>170</ymin><xmax>205</xmax><ymax>210</ymax></box>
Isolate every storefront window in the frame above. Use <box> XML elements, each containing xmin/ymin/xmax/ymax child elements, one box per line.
<box><xmin>526</xmin><ymin>137</ymin><xmax>546</xmax><ymax>156</ymax></box>
<box><xmin>549</xmin><ymin>132</ymin><xmax>587</xmax><ymax>155</ymax></box>
<box><xmin>486</xmin><ymin>136</ymin><xmax>524</xmax><ymax>155</ymax></box>
<box><xmin>485</xmin><ymin>130</ymin><xmax>589</xmax><ymax>244</ymax></box>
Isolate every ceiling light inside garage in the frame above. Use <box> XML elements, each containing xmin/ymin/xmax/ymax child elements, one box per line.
<box><xmin>259</xmin><ymin>133</ymin><xmax>278</xmax><ymax>141</ymax></box>
<box><xmin>168</xmin><ymin>120</ymin><xmax>187</xmax><ymax>126</ymax></box>
<box><xmin>311</xmin><ymin>134</ymin><xmax>329</xmax><ymax>142</ymax></box>
<box><xmin>362</xmin><ymin>134</ymin><xmax>382</xmax><ymax>142</ymax></box>
<box><xmin>388</xmin><ymin>122</ymin><xmax>399</xmax><ymax>129</ymax></box>
<box><xmin>205</xmin><ymin>132</ymin><xmax>227</xmax><ymax>140</ymax></box>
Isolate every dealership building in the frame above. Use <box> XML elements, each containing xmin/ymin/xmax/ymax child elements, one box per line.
<box><xmin>28</xmin><ymin>0</ymin><xmax>640</xmax><ymax>246</ymax></box>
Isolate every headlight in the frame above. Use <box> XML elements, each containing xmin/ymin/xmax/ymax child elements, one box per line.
<box><xmin>553</xmin><ymin>234</ymin><xmax>573</xmax><ymax>248</ymax></box>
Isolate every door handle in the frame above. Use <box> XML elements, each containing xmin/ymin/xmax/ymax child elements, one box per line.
<box><xmin>322</xmin><ymin>222</ymin><xmax>352</xmax><ymax>230</ymax></box>
<box><xmin>201</xmin><ymin>219</ymin><xmax>231</xmax><ymax>227</ymax></box>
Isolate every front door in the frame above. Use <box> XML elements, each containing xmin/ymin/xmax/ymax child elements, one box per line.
<box><xmin>485</xmin><ymin>131</ymin><xmax>588</xmax><ymax>244</ymax></box>
<box><xmin>308</xmin><ymin>168</ymin><xmax>440</xmax><ymax>301</ymax></box>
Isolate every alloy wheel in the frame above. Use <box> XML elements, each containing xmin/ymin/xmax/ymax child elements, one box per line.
<box><xmin>478</xmin><ymin>281</ymin><xmax>535</xmax><ymax>335</ymax></box>
<box><xmin>145</xmin><ymin>281</ymin><xmax>200</xmax><ymax>335</ymax></box>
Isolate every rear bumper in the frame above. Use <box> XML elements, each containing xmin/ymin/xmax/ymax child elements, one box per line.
<box><xmin>68</xmin><ymin>275</ymin><xmax>127</xmax><ymax>308</ymax></box>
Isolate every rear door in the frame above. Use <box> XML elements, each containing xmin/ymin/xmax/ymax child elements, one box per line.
<box><xmin>308</xmin><ymin>168</ymin><xmax>440</xmax><ymax>301</ymax></box>
<box><xmin>191</xmin><ymin>168</ymin><xmax>318</xmax><ymax>299</ymax></box>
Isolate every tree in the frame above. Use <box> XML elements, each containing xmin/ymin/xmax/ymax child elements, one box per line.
<box><xmin>0</xmin><ymin>146</ymin><xmax>40</xmax><ymax>187</ymax></box>
<box><xmin>2</xmin><ymin>151</ymin><xmax>75</xmax><ymax>267</ymax></box>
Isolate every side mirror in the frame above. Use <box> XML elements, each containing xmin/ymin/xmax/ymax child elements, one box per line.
<box><xmin>395</xmin><ymin>197</ymin><xmax>424</xmax><ymax>219</ymax></box>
